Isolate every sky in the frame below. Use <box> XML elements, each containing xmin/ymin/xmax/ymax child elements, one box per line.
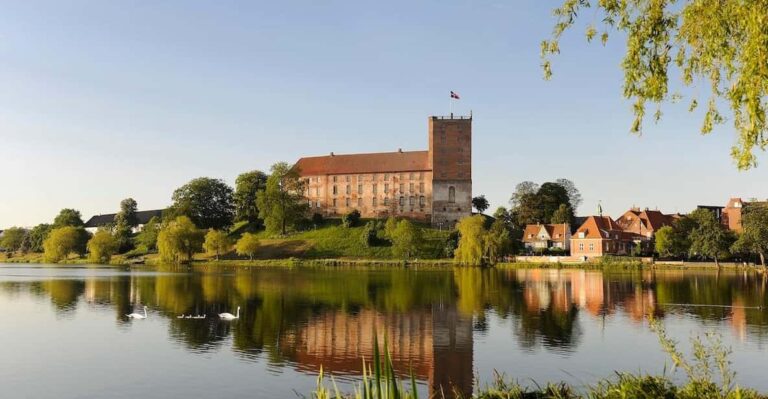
<box><xmin>1</xmin><ymin>0</ymin><xmax>766</xmax><ymax>228</ymax></box>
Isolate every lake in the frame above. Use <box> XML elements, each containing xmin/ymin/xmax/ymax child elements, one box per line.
<box><xmin>1</xmin><ymin>264</ymin><xmax>767</xmax><ymax>398</ymax></box>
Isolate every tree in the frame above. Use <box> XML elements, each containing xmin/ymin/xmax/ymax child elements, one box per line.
<box><xmin>234</xmin><ymin>170</ymin><xmax>268</xmax><ymax>224</ymax></box>
<box><xmin>43</xmin><ymin>226</ymin><xmax>83</xmax><ymax>263</ymax></box>
<box><xmin>26</xmin><ymin>224</ymin><xmax>52</xmax><ymax>253</ymax></box>
<box><xmin>484</xmin><ymin>219</ymin><xmax>511</xmax><ymax>264</ymax></box>
<box><xmin>472</xmin><ymin>195</ymin><xmax>490</xmax><ymax>214</ymax></box>
<box><xmin>454</xmin><ymin>215</ymin><xmax>486</xmax><ymax>266</ymax></box>
<box><xmin>537</xmin><ymin>182</ymin><xmax>571</xmax><ymax>223</ymax></box>
<box><xmin>135</xmin><ymin>216</ymin><xmax>161</xmax><ymax>251</ymax></box>
<box><xmin>732</xmin><ymin>205</ymin><xmax>768</xmax><ymax>267</ymax></box>
<box><xmin>542</xmin><ymin>1</ymin><xmax>768</xmax><ymax>169</ymax></box>
<box><xmin>654</xmin><ymin>226</ymin><xmax>676</xmax><ymax>258</ymax></box>
<box><xmin>169</xmin><ymin>177</ymin><xmax>235</xmax><ymax>230</ymax></box>
<box><xmin>510</xmin><ymin>181</ymin><xmax>539</xmax><ymax>209</ymax></box>
<box><xmin>688</xmin><ymin>209</ymin><xmax>733</xmax><ymax>267</ymax></box>
<box><xmin>157</xmin><ymin>216</ymin><xmax>204</xmax><ymax>264</ymax></box>
<box><xmin>384</xmin><ymin>217</ymin><xmax>399</xmax><ymax>240</ymax></box>
<box><xmin>204</xmin><ymin>229</ymin><xmax>231</xmax><ymax>260</ymax></box>
<box><xmin>0</xmin><ymin>227</ymin><xmax>27</xmax><ymax>253</ymax></box>
<box><xmin>390</xmin><ymin>219</ymin><xmax>421</xmax><ymax>259</ymax></box>
<box><xmin>53</xmin><ymin>208</ymin><xmax>84</xmax><ymax>228</ymax></box>
<box><xmin>115</xmin><ymin>198</ymin><xmax>139</xmax><ymax>228</ymax></box>
<box><xmin>341</xmin><ymin>210</ymin><xmax>362</xmax><ymax>228</ymax></box>
<box><xmin>555</xmin><ymin>178</ymin><xmax>582</xmax><ymax>211</ymax></box>
<box><xmin>551</xmin><ymin>203</ymin><xmax>575</xmax><ymax>225</ymax></box>
<box><xmin>235</xmin><ymin>233</ymin><xmax>260</xmax><ymax>260</ymax></box>
<box><xmin>257</xmin><ymin>162</ymin><xmax>309</xmax><ymax>235</ymax></box>
<box><xmin>87</xmin><ymin>230</ymin><xmax>118</xmax><ymax>263</ymax></box>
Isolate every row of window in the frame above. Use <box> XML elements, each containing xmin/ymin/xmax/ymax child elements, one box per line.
<box><xmin>311</xmin><ymin>196</ymin><xmax>428</xmax><ymax>208</ymax></box>
<box><xmin>317</xmin><ymin>182</ymin><xmax>426</xmax><ymax>196</ymax></box>
<box><xmin>307</xmin><ymin>172</ymin><xmax>426</xmax><ymax>184</ymax></box>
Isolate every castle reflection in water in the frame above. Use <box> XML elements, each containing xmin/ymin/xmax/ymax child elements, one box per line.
<box><xmin>6</xmin><ymin>266</ymin><xmax>768</xmax><ymax>397</ymax></box>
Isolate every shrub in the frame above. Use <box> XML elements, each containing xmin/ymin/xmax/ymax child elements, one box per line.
<box><xmin>311</xmin><ymin>213</ymin><xmax>324</xmax><ymax>226</ymax></box>
<box><xmin>341</xmin><ymin>210</ymin><xmax>361</xmax><ymax>228</ymax></box>
<box><xmin>391</xmin><ymin>219</ymin><xmax>421</xmax><ymax>259</ymax></box>
<box><xmin>87</xmin><ymin>230</ymin><xmax>118</xmax><ymax>263</ymax></box>
<box><xmin>361</xmin><ymin>221</ymin><xmax>381</xmax><ymax>247</ymax></box>
<box><xmin>236</xmin><ymin>233</ymin><xmax>260</xmax><ymax>260</ymax></box>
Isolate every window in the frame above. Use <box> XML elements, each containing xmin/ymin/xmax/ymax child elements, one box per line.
<box><xmin>448</xmin><ymin>186</ymin><xmax>456</xmax><ymax>203</ymax></box>
<box><xmin>345</xmin><ymin>176</ymin><xmax>350</xmax><ymax>182</ymax></box>
<box><xmin>372</xmin><ymin>174</ymin><xmax>377</xmax><ymax>180</ymax></box>
<box><xmin>419</xmin><ymin>196</ymin><xmax>425</xmax><ymax>206</ymax></box>
<box><xmin>399</xmin><ymin>183</ymin><xmax>404</xmax><ymax>193</ymax></box>
<box><xmin>419</xmin><ymin>172</ymin><xmax>424</xmax><ymax>180</ymax></box>
<box><xmin>316</xmin><ymin>201</ymin><xmax>321</xmax><ymax>208</ymax></box>
<box><xmin>589</xmin><ymin>243</ymin><xmax>595</xmax><ymax>251</ymax></box>
<box><xmin>357</xmin><ymin>184</ymin><xmax>362</xmax><ymax>194</ymax></box>
<box><xmin>315</xmin><ymin>187</ymin><xmax>319</xmax><ymax>196</ymax></box>
<box><xmin>384</xmin><ymin>183</ymin><xmax>389</xmax><ymax>193</ymax></box>
<box><xmin>384</xmin><ymin>197</ymin><xmax>389</xmax><ymax>206</ymax></box>
<box><xmin>384</xmin><ymin>173</ymin><xmax>390</xmax><ymax>180</ymax></box>
<box><xmin>579</xmin><ymin>243</ymin><xmax>584</xmax><ymax>251</ymax></box>
<box><xmin>333</xmin><ymin>176</ymin><xmax>337</xmax><ymax>182</ymax></box>
<box><xmin>419</xmin><ymin>182</ymin><xmax>424</xmax><ymax>192</ymax></box>
<box><xmin>358</xmin><ymin>175</ymin><xmax>363</xmax><ymax>181</ymax></box>
<box><xmin>399</xmin><ymin>173</ymin><xmax>404</xmax><ymax>181</ymax></box>
<box><xmin>332</xmin><ymin>198</ymin><xmax>337</xmax><ymax>207</ymax></box>
<box><xmin>372</xmin><ymin>197</ymin><xmax>377</xmax><ymax>206</ymax></box>
<box><xmin>409</xmin><ymin>183</ymin><xmax>414</xmax><ymax>192</ymax></box>
<box><xmin>333</xmin><ymin>185</ymin><xmax>338</xmax><ymax>195</ymax></box>
<box><xmin>357</xmin><ymin>198</ymin><xmax>362</xmax><ymax>207</ymax></box>
<box><xmin>346</xmin><ymin>198</ymin><xmax>350</xmax><ymax>207</ymax></box>
<box><xmin>409</xmin><ymin>197</ymin><xmax>414</xmax><ymax>206</ymax></box>
<box><xmin>373</xmin><ymin>184</ymin><xmax>378</xmax><ymax>194</ymax></box>
<box><xmin>409</xmin><ymin>172</ymin><xmax>415</xmax><ymax>180</ymax></box>
<box><xmin>346</xmin><ymin>185</ymin><xmax>351</xmax><ymax>195</ymax></box>
<box><xmin>399</xmin><ymin>197</ymin><xmax>405</xmax><ymax>206</ymax></box>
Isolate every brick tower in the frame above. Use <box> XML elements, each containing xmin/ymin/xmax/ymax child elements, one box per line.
<box><xmin>428</xmin><ymin>115</ymin><xmax>472</xmax><ymax>227</ymax></box>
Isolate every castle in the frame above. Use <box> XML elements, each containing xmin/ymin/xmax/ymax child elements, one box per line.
<box><xmin>294</xmin><ymin>115</ymin><xmax>472</xmax><ymax>226</ymax></box>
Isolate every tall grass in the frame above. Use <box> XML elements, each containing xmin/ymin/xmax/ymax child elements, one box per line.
<box><xmin>314</xmin><ymin>322</ymin><xmax>767</xmax><ymax>399</ymax></box>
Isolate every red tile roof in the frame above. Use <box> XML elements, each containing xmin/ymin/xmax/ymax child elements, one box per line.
<box><xmin>294</xmin><ymin>150</ymin><xmax>430</xmax><ymax>176</ymax></box>
<box><xmin>573</xmin><ymin>216</ymin><xmax>622</xmax><ymax>239</ymax></box>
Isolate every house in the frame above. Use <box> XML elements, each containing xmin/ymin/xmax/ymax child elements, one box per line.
<box><xmin>293</xmin><ymin>115</ymin><xmax>472</xmax><ymax>226</ymax></box>
<box><xmin>722</xmin><ymin>198</ymin><xmax>768</xmax><ymax>232</ymax></box>
<box><xmin>614</xmin><ymin>207</ymin><xmax>677</xmax><ymax>252</ymax></box>
<box><xmin>570</xmin><ymin>216</ymin><xmax>628</xmax><ymax>258</ymax></box>
<box><xmin>84</xmin><ymin>209</ymin><xmax>164</xmax><ymax>233</ymax></box>
<box><xmin>522</xmin><ymin>223</ymin><xmax>571</xmax><ymax>251</ymax></box>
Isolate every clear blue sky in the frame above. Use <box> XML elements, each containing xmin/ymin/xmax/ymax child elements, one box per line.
<box><xmin>2</xmin><ymin>0</ymin><xmax>766</xmax><ymax>227</ymax></box>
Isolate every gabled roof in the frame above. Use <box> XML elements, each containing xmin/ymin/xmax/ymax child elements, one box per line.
<box><xmin>573</xmin><ymin>216</ymin><xmax>622</xmax><ymax>239</ymax></box>
<box><xmin>616</xmin><ymin>208</ymin><xmax>675</xmax><ymax>233</ymax></box>
<box><xmin>523</xmin><ymin>223</ymin><xmax>569</xmax><ymax>242</ymax></box>
<box><xmin>84</xmin><ymin>209</ymin><xmax>164</xmax><ymax>228</ymax></box>
<box><xmin>294</xmin><ymin>150</ymin><xmax>430</xmax><ymax>176</ymax></box>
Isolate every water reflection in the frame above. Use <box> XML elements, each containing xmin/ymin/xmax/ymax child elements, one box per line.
<box><xmin>2</xmin><ymin>266</ymin><xmax>767</xmax><ymax>397</ymax></box>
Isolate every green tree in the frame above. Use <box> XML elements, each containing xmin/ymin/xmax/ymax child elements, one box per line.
<box><xmin>732</xmin><ymin>205</ymin><xmax>768</xmax><ymax>267</ymax></box>
<box><xmin>542</xmin><ymin>1</ymin><xmax>768</xmax><ymax>169</ymax></box>
<box><xmin>550</xmin><ymin>203</ymin><xmax>574</xmax><ymax>225</ymax></box>
<box><xmin>0</xmin><ymin>227</ymin><xmax>27</xmax><ymax>253</ymax></box>
<box><xmin>654</xmin><ymin>226</ymin><xmax>676</xmax><ymax>258</ymax></box>
<box><xmin>472</xmin><ymin>195</ymin><xmax>490</xmax><ymax>213</ymax></box>
<box><xmin>53</xmin><ymin>208</ymin><xmax>84</xmax><ymax>228</ymax></box>
<box><xmin>115</xmin><ymin>198</ymin><xmax>139</xmax><ymax>228</ymax></box>
<box><xmin>537</xmin><ymin>182</ymin><xmax>571</xmax><ymax>223</ymax></box>
<box><xmin>384</xmin><ymin>217</ymin><xmax>399</xmax><ymax>240</ymax></box>
<box><xmin>341</xmin><ymin>210</ymin><xmax>361</xmax><ymax>228</ymax></box>
<box><xmin>87</xmin><ymin>230</ymin><xmax>118</xmax><ymax>263</ymax></box>
<box><xmin>256</xmin><ymin>162</ymin><xmax>309</xmax><ymax>235</ymax></box>
<box><xmin>43</xmin><ymin>226</ymin><xmax>83</xmax><ymax>263</ymax></box>
<box><xmin>688</xmin><ymin>209</ymin><xmax>733</xmax><ymax>267</ymax></box>
<box><xmin>203</xmin><ymin>229</ymin><xmax>231</xmax><ymax>260</ymax></box>
<box><xmin>484</xmin><ymin>219</ymin><xmax>511</xmax><ymax>264</ymax></box>
<box><xmin>555</xmin><ymin>178</ymin><xmax>582</xmax><ymax>210</ymax></box>
<box><xmin>26</xmin><ymin>224</ymin><xmax>52</xmax><ymax>252</ymax></box>
<box><xmin>235</xmin><ymin>233</ymin><xmax>260</xmax><ymax>260</ymax></box>
<box><xmin>135</xmin><ymin>216</ymin><xmax>161</xmax><ymax>251</ymax></box>
<box><xmin>157</xmin><ymin>216</ymin><xmax>204</xmax><ymax>264</ymax></box>
<box><xmin>168</xmin><ymin>177</ymin><xmax>235</xmax><ymax>229</ymax></box>
<box><xmin>455</xmin><ymin>215</ymin><xmax>486</xmax><ymax>266</ymax></box>
<box><xmin>234</xmin><ymin>170</ymin><xmax>268</xmax><ymax>224</ymax></box>
<box><xmin>390</xmin><ymin>219</ymin><xmax>421</xmax><ymax>259</ymax></box>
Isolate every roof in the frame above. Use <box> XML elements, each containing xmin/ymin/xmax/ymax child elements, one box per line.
<box><xmin>522</xmin><ymin>223</ymin><xmax>569</xmax><ymax>242</ymax></box>
<box><xmin>84</xmin><ymin>209</ymin><xmax>164</xmax><ymax>228</ymax></box>
<box><xmin>573</xmin><ymin>216</ymin><xmax>622</xmax><ymax>239</ymax></box>
<box><xmin>616</xmin><ymin>208</ymin><xmax>675</xmax><ymax>233</ymax></box>
<box><xmin>294</xmin><ymin>150</ymin><xmax>430</xmax><ymax>176</ymax></box>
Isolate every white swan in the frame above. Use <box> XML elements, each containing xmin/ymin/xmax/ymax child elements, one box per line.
<box><xmin>219</xmin><ymin>306</ymin><xmax>240</xmax><ymax>320</ymax></box>
<box><xmin>127</xmin><ymin>306</ymin><xmax>147</xmax><ymax>319</ymax></box>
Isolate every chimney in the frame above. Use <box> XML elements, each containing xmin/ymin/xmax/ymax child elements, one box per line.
<box><xmin>330</xmin><ymin>152</ymin><xmax>334</xmax><ymax>156</ymax></box>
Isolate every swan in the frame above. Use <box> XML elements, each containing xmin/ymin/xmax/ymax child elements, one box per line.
<box><xmin>177</xmin><ymin>314</ymin><xmax>186</xmax><ymax>319</ymax></box>
<box><xmin>219</xmin><ymin>306</ymin><xmax>240</xmax><ymax>320</ymax></box>
<box><xmin>127</xmin><ymin>306</ymin><xmax>147</xmax><ymax>319</ymax></box>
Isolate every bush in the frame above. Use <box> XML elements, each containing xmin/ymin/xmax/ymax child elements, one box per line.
<box><xmin>361</xmin><ymin>221</ymin><xmax>381</xmax><ymax>247</ymax></box>
<box><xmin>391</xmin><ymin>219</ymin><xmax>421</xmax><ymax>259</ymax></box>
<box><xmin>157</xmin><ymin>216</ymin><xmax>204</xmax><ymax>264</ymax></box>
<box><xmin>236</xmin><ymin>233</ymin><xmax>260</xmax><ymax>260</ymax></box>
<box><xmin>87</xmin><ymin>230</ymin><xmax>118</xmax><ymax>263</ymax></box>
<box><xmin>311</xmin><ymin>213</ymin><xmax>324</xmax><ymax>226</ymax></box>
<box><xmin>341</xmin><ymin>210</ymin><xmax>361</xmax><ymax>228</ymax></box>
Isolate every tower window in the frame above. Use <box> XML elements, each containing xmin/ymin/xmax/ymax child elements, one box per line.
<box><xmin>448</xmin><ymin>186</ymin><xmax>456</xmax><ymax>203</ymax></box>
<box><xmin>373</xmin><ymin>197</ymin><xmax>378</xmax><ymax>206</ymax></box>
<box><xmin>419</xmin><ymin>196</ymin><xmax>425</xmax><ymax>206</ymax></box>
<box><xmin>419</xmin><ymin>182</ymin><xmax>424</xmax><ymax>192</ymax></box>
<box><xmin>333</xmin><ymin>185</ymin><xmax>338</xmax><ymax>195</ymax></box>
<box><xmin>358</xmin><ymin>184</ymin><xmax>363</xmax><ymax>194</ymax></box>
<box><xmin>346</xmin><ymin>185</ymin><xmax>351</xmax><ymax>195</ymax></box>
<box><xmin>399</xmin><ymin>197</ymin><xmax>405</xmax><ymax>206</ymax></box>
<box><xmin>373</xmin><ymin>183</ymin><xmax>378</xmax><ymax>194</ymax></box>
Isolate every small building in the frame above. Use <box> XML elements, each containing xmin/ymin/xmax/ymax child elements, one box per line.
<box><xmin>522</xmin><ymin>223</ymin><xmax>571</xmax><ymax>251</ymax></box>
<box><xmin>570</xmin><ymin>216</ymin><xmax>627</xmax><ymax>258</ymax></box>
<box><xmin>84</xmin><ymin>209</ymin><xmax>164</xmax><ymax>233</ymax></box>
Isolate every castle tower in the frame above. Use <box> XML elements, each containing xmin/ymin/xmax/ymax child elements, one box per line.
<box><xmin>428</xmin><ymin>115</ymin><xmax>472</xmax><ymax>226</ymax></box>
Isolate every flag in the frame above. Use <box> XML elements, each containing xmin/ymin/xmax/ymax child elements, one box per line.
<box><xmin>450</xmin><ymin>91</ymin><xmax>460</xmax><ymax>99</ymax></box>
